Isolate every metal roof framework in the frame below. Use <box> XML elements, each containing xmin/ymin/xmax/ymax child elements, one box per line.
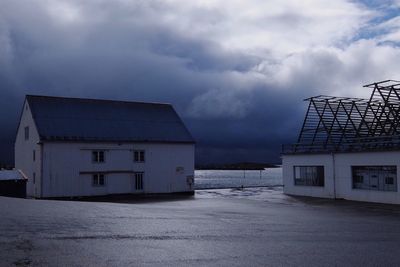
<box><xmin>288</xmin><ymin>80</ymin><xmax>400</xmax><ymax>153</ymax></box>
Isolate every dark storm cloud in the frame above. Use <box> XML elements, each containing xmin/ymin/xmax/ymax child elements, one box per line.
<box><xmin>0</xmin><ymin>0</ymin><xmax>398</xmax><ymax>165</ymax></box>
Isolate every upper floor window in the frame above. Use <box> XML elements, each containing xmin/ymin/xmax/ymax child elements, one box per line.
<box><xmin>134</xmin><ymin>150</ymin><xmax>145</xmax><ymax>162</ymax></box>
<box><xmin>176</xmin><ymin>166</ymin><xmax>184</xmax><ymax>174</ymax></box>
<box><xmin>33</xmin><ymin>150</ymin><xmax>36</xmax><ymax>162</ymax></box>
<box><xmin>294</xmin><ymin>166</ymin><xmax>324</xmax><ymax>187</ymax></box>
<box><xmin>92</xmin><ymin>150</ymin><xmax>105</xmax><ymax>163</ymax></box>
<box><xmin>352</xmin><ymin>166</ymin><xmax>397</xmax><ymax>192</ymax></box>
<box><xmin>92</xmin><ymin>173</ymin><xmax>105</xmax><ymax>186</ymax></box>
<box><xmin>24</xmin><ymin>126</ymin><xmax>29</xmax><ymax>140</ymax></box>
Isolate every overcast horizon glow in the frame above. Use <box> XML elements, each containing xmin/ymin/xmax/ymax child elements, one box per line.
<box><xmin>1</xmin><ymin>0</ymin><xmax>400</xmax><ymax>165</ymax></box>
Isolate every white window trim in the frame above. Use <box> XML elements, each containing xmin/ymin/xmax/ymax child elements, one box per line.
<box><xmin>92</xmin><ymin>150</ymin><xmax>105</xmax><ymax>163</ymax></box>
<box><xmin>351</xmin><ymin>165</ymin><xmax>397</xmax><ymax>192</ymax></box>
<box><xmin>133</xmin><ymin>150</ymin><xmax>145</xmax><ymax>163</ymax></box>
<box><xmin>134</xmin><ymin>172</ymin><xmax>144</xmax><ymax>190</ymax></box>
<box><xmin>293</xmin><ymin>166</ymin><xmax>325</xmax><ymax>187</ymax></box>
<box><xmin>92</xmin><ymin>173</ymin><xmax>106</xmax><ymax>187</ymax></box>
<box><xmin>24</xmin><ymin>126</ymin><xmax>29</xmax><ymax>140</ymax></box>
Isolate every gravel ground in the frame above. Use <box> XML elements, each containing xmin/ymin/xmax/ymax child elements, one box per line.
<box><xmin>1</xmin><ymin>187</ymin><xmax>400</xmax><ymax>266</ymax></box>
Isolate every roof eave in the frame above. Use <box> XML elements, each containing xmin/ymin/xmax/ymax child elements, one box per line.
<box><xmin>39</xmin><ymin>138</ymin><xmax>196</xmax><ymax>145</ymax></box>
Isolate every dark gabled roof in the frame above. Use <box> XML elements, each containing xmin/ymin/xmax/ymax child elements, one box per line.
<box><xmin>26</xmin><ymin>95</ymin><xmax>195</xmax><ymax>144</ymax></box>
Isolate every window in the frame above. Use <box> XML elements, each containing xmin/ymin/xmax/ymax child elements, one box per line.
<box><xmin>294</xmin><ymin>166</ymin><xmax>324</xmax><ymax>186</ymax></box>
<box><xmin>33</xmin><ymin>150</ymin><xmax>36</xmax><ymax>162</ymax></box>
<box><xmin>92</xmin><ymin>150</ymin><xmax>105</xmax><ymax>163</ymax></box>
<box><xmin>135</xmin><ymin>172</ymin><xmax>144</xmax><ymax>190</ymax></box>
<box><xmin>386</xmin><ymin>177</ymin><xmax>394</xmax><ymax>185</ymax></box>
<box><xmin>24</xmin><ymin>126</ymin><xmax>29</xmax><ymax>140</ymax></box>
<box><xmin>33</xmin><ymin>172</ymin><xmax>36</xmax><ymax>184</ymax></box>
<box><xmin>176</xmin><ymin>167</ymin><xmax>184</xmax><ymax>174</ymax></box>
<box><xmin>187</xmin><ymin>175</ymin><xmax>194</xmax><ymax>186</ymax></box>
<box><xmin>352</xmin><ymin>166</ymin><xmax>397</xmax><ymax>191</ymax></box>
<box><xmin>353</xmin><ymin>175</ymin><xmax>363</xmax><ymax>184</ymax></box>
<box><xmin>92</xmin><ymin>173</ymin><xmax>105</xmax><ymax>186</ymax></box>
<box><xmin>134</xmin><ymin>150</ymin><xmax>145</xmax><ymax>162</ymax></box>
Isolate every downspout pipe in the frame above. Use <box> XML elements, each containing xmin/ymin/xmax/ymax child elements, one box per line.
<box><xmin>332</xmin><ymin>152</ymin><xmax>336</xmax><ymax>199</ymax></box>
<box><xmin>39</xmin><ymin>142</ymin><xmax>43</xmax><ymax>198</ymax></box>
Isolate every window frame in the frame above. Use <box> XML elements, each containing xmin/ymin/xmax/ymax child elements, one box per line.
<box><xmin>352</xmin><ymin>166</ymin><xmax>397</xmax><ymax>192</ymax></box>
<box><xmin>293</xmin><ymin>166</ymin><xmax>325</xmax><ymax>187</ymax></box>
<box><xmin>24</xmin><ymin>126</ymin><xmax>29</xmax><ymax>140</ymax></box>
<box><xmin>134</xmin><ymin>172</ymin><xmax>144</xmax><ymax>190</ymax></box>
<box><xmin>92</xmin><ymin>173</ymin><xmax>106</xmax><ymax>187</ymax></box>
<box><xmin>92</xmin><ymin>150</ymin><xmax>105</xmax><ymax>163</ymax></box>
<box><xmin>133</xmin><ymin>150</ymin><xmax>145</xmax><ymax>163</ymax></box>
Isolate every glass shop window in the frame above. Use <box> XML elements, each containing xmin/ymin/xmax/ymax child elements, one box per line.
<box><xmin>352</xmin><ymin>166</ymin><xmax>397</xmax><ymax>192</ymax></box>
<box><xmin>294</xmin><ymin>166</ymin><xmax>324</xmax><ymax>187</ymax></box>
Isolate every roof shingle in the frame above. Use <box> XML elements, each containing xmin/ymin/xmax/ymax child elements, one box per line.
<box><xmin>26</xmin><ymin>95</ymin><xmax>195</xmax><ymax>143</ymax></box>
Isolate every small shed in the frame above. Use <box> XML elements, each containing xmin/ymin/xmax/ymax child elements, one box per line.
<box><xmin>0</xmin><ymin>170</ymin><xmax>27</xmax><ymax>198</ymax></box>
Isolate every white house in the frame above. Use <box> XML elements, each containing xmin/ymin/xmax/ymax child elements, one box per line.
<box><xmin>15</xmin><ymin>95</ymin><xmax>195</xmax><ymax>198</ymax></box>
<box><xmin>282</xmin><ymin>80</ymin><xmax>400</xmax><ymax>205</ymax></box>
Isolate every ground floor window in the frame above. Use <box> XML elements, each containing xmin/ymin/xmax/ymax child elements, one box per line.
<box><xmin>92</xmin><ymin>173</ymin><xmax>105</xmax><ymax>186</ymax></box>
<box><xmin>294</xmin><ymin>166</ymin><xmax>324</xmax><ymax>186</ymax></box>
<box><xmin>135</xmin><ymin>172</ymin><xmax>144</xmax><ymax>190</ymax></box>
<box><xmin>352</xmin><ymin>166</ymin><xmax>397</xmax><ymax>191</ymax></box>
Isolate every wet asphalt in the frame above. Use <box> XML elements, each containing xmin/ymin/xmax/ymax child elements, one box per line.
<box><xmin>1</xmin><ymin>187</ymin><xmax>400</xmax><ymax>267</ymax></box>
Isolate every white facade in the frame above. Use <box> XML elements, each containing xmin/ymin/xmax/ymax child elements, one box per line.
<box><xmin>283</xmin><ymin>151</ymin><xmax>400</xmax><ymax>204</ymax></box>
<box><xmin>15</xmin><ymin>99</ymin><xmax>195</xmax><ymax>198</ymax></box>
<box><xmin>15</xmin><ymin>101</ymin><xmax>42</xmax><ymax>197</ymax></box>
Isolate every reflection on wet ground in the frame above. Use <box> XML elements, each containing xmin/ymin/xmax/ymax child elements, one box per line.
<box><xmin>2</xmin><ymin>187</ymin><xmax>400</xmax><ymax>266</ymax></box>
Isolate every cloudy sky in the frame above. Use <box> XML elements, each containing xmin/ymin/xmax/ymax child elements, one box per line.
<box><xmin>1</xmin><ymin>0</ymin><xmax>400</xmax><ymax>165</ymax></box>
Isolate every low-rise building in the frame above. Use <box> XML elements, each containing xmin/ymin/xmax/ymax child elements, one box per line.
<box><xmin>282</xmin><ymin>80</ymin><xmax>400</xmax><ymax>204</ymax></box>
<box><xmin>0</xmin><ymin>169</ymin><xmax>27</xmax><ymax>198</ymax></box>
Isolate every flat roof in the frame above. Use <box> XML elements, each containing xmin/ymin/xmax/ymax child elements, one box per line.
<box><xmin>0</xmin><ymin>170</ymin><xmax>27</xmax><ymax>181</ymax></box>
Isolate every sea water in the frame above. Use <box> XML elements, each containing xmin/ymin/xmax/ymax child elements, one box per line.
<box><xmin>194</xmin><ymin>167</ymin><xmax>282</xmax><ymax>189</ymax></box>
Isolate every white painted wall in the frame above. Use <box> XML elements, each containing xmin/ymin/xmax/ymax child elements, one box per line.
<box><xmin>14</xmin><ymin>101</ymin><xmax>41</xmax><ymax>198</ymax></box>
<box><xmin>41</xmin><ymin>142</ymin><xmax>195</xmax><ymax>198</ymax></box>
<box><xmin>283</xmin><ymin>151</ymin><xmax>400</xmax><ymax>204</ymax></box>
<box><xmin>283</xmin><ymin>154</ymin><xmax>335</xmax><ymax>199</ymax></box>
<box><xmin>335</xmin><ymin>152</ymin><xmax>400</xmax><ymax>204</ymax></box>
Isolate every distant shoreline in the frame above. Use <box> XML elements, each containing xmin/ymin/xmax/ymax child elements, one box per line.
<box><xmin>195</xmin><ymin>163</ymin><xmax>281</xmax><ymax>171</ymax></box>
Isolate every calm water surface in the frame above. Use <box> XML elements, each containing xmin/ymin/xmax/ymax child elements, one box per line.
<box><xmin>194</xmin><ymin>167</ymin><xmax>282</xmax><ymax>189</ymax></box>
